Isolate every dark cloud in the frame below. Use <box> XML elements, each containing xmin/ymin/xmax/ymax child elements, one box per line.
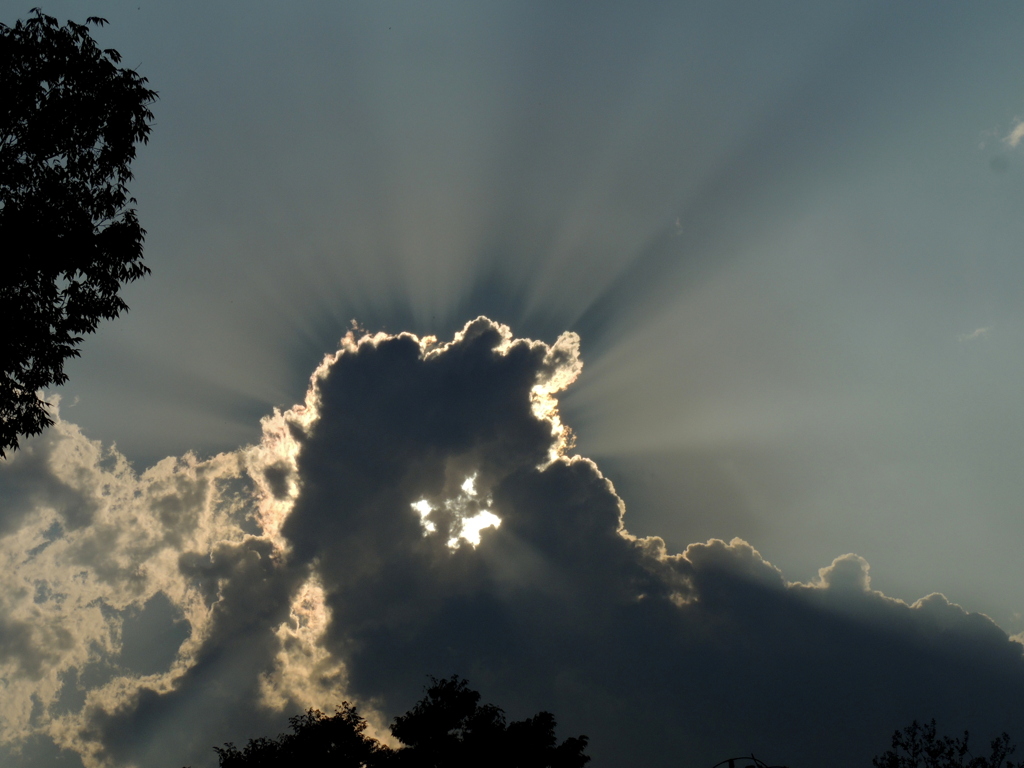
<box><xmin>271</xmin><ymin>318</ymin><xmax>1024</xmax><ymax>768</ymax></box>
<box><xmin>82</xmin><ymin>540</ymin><xmax>307</xmax><ymax>768</ymax></box>
<box><xmin>1</xmin><ymin>318</ymin><xmax>1023</xmax><ymax>768</ymax></box>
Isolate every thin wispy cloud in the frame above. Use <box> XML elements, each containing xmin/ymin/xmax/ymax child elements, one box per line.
<box><xmin>957</xmin><ymin>326</ymin><xmax>992</xmax><ymax>342</ymax></box>
<box><xmin>1005</xmin><ymin>120</ymin><xmax>1024</xmax><ymax>148</ymax></box>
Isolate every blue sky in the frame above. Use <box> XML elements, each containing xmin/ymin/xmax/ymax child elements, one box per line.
<box><xmin>4</xmin><ymin>2</ymin><xmax>1024</xmax><ymax>766</ymax></box>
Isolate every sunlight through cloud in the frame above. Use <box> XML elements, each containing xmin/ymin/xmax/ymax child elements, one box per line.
<box><xmin>411</xmin><ymin>473</ymin><xmax>502</xmax><ymax>549</ymax></box>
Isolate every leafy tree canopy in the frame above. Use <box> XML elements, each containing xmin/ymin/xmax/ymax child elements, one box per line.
<box><xmin>873</xmin><ymin>720</ymin><xmax>1024</xmax><ymax>768</ymax></box>
<box><xmin>206</xmin><ymin>676</ymin><xmax>590</xmax><ymax>768</ymax></box>
<box><xmin>0</xmin><ymin>8</ymin><xmax>155</xmax><ymax>456</ymax></box>
<box><xmin>213</xmin><ymin>704</ymin><xmax>385</xmax><ymax>768</ymax></box>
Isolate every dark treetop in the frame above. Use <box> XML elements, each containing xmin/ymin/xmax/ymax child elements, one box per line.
<box><xmin>0</xmin><ymin>8</ymin><xmax>155</xmax><ymax>456</ymax></box>
<box><xmin>207</xmin><ymin>676</ymin><xmax>591</xmax><ymax>768</ymax></box>
<box><xmin>873</xmin><ymin>720</ymin><xmax>1024</xmax><ymax>768</ymax></box>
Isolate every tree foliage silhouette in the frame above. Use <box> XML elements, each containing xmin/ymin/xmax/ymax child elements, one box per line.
<box><xmin>387</xmin><ymin>676</ymin><xmax>590</xmax><ymax>768</ymax></box>
<box><xmin>213</xmin><ymin>704</ymin><xmax>384</xmax><ymax>768</ymax></box>
<box><xmin>0</xmin><ymin>8</ymin><xmax>155</xmax><ymax>456</ymax></box>
<box><xmin>205</xmin><ymin>676</ymin><xmax>590</xmax><ymax>768</ymax></box>
<box><xmin>873</xmin><ymin>720</ymin><xmax>1024</xmax><ymax>768</ymax></box>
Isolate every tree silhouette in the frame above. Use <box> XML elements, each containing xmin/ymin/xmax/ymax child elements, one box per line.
<box><xmin>213</xmin><ymin>704</ymin><xmax>384</xmax><ymax>768</ymax></box>
<box><xmin>200</xmin><ymin>676</ymin><xmax>590</xmax><ymax>768</ymax></box>
<box><xmin>0</xmin><ymin>9</ymin><xmax>155</xmax><ymax>456</ymax></box>
<box><xmin>709</xmin><ymin>756</ymin><xmax>788</xmax><ymax>768</ymax></box>
<box><xmin>388</xmin><ymin>676</ymin><xmax>590</xmax><ymax>768</ymax></box>
<box><xmin>873</xmin><ymin>720</ymin><xmax>1024</xmax><ymax>768</ymax></box>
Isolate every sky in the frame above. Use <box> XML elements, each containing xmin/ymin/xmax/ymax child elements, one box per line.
<box><xmin>4</xmin><ymin>1</ymin><xmax>1024</xmax><ymax>766</ymax></box>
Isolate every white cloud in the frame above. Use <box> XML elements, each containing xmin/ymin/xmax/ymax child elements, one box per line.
<box><xmin>957</xmin><ymin>326</ymin><xmax>991</xmax><ymax>342</ymax></box>
<box><xmin>1005</xmin><ymin>120</ymin><xmax>1024</xmax><ymax>148</ymax></box>
<box><xmin>0</xmin><ymin>410</ymin><xmax>294</xmax><ymax>766</ymax></box>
